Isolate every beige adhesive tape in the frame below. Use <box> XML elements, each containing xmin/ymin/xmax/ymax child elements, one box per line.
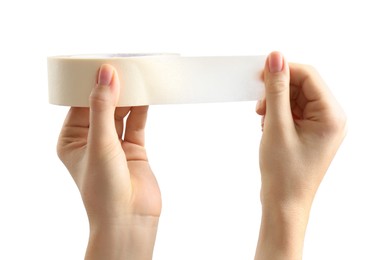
<box><xmin>47</xmin><ymin>54</ymin><xmax>266</xmax><ymax>106</ymax></box>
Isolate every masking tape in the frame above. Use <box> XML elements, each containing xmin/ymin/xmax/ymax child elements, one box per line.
<box><xmin>47</xmin><ymin>54</ymin><xmax>266</xmax><ymax>106</ymax></box>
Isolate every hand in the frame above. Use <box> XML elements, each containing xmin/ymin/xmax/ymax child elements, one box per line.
<box><xmin>254</xmin><ymin>52</ymin><xmax>347</xmax><ymax>259</ymax></box>
<box><xmin>57</xmin><ymin>65</ymin><xmax>161</xmax><ymax>260</ymax></box>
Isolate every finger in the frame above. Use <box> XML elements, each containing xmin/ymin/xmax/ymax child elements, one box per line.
<box><xmin>291</xmin><ymin>101</ymin><xmax>303</xmax><ymax>120</ymax></box>
<box><xmin>58</xmin><ymin>106</ymin><xmax>89</xmax><ymax>141</ymax></box>
<box><xmin>290</xmin><ymin>85</ymin><xmax>306</xmax><ymax>119</ymax></box>
<box><xmin>62</xmin><ymin>107</ymin><xmax>90</xmax><ymax>129</ymax></box>
<box><xmin>255</xmin><ymin>98</ymin><xmax>266</xmax><ymax>116</ymax></box>
<box><xmin>59</xmin><ymin>107</ymin><xmax>89</xmax><ymax>142</ymax></box>
<box><xmin>289</xmin><ymin>63</ymin><xmax>329</xmax><ymax>102</ymax></box>
<box><xmin>124</xmin><ymin>106</ymin><xmax>149</xmax><ymax>146</ymax></box>
<box><xmin>295</xmin><ymin>87</ymin><xmax>308</xmax><ymax>112</ymax></box>
<box><xmin>255</xmin><ymin>66</ymin><xmax>266</xmax><ymax>115</ymax></box>
<box><xmin>115</xmin><ymin>107</ymin><xmax>131</xmax><ymax>139</ymax></box>
<box><xmin>88</xmin><ymin>64</ymin><xmax>120</xmax><ymax>148</ymax></box>
<box><xmin>263</xmin><ymin>51</ymin><xmax>294</xmax><ymax>130</ymax></box>
<box><xmin>57</xmin><ymin>107</ymin><xmax>89</xmax><ymax>161</ymax></box>
<box><xmin>261</xmin><ymin>115</ymin><xmax>265</xmax><ymax>132</ymax></box>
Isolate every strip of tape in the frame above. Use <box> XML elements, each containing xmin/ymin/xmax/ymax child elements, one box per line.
<box><xmin>47</xmin><ymin>54</ymin><xmax>266</xmax><ymax>106</ymax></box>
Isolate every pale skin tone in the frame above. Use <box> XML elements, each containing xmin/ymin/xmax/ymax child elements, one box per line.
<box><xmin>57</xmin><ymin>66</ymin><xmax>161</xmax><ymax>259</ymax></box>
<box><xmin>57</xmin><ymin>52</ymin><xmax>346</xmax><ymax>259</ymax></box>
<box><xmin>255</xmin><ymin>52</ymin><xmax>347</xmax><ymax>259</ymax></box>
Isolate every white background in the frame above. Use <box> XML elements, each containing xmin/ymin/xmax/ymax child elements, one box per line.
<box><xmin>0</xmin><ymin>0</ymin><xmax>388</xmax><ymax>259</ymax></box>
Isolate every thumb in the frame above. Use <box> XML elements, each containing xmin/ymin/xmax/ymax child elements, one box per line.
<box><xmin>263</xmin><ymin>52</ymin><xmax>293</xmax><ymax>130</ymax></box>
<box><xmin>88</xmin><ymin>64</ymin><xmax>120</xmax><ymax>148</ymax></box>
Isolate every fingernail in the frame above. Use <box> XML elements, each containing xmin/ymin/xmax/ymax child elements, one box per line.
<box><xmin>268</xmin><ymin>52</ymin><xmax>283</xmax><ymax>73</ymax></box>
<box><xmin>98</xmin><ymin>65</ymin><xmax>114</xmax><ymax>86</ymax></box>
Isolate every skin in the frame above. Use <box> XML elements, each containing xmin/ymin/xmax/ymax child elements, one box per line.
<box><xmin>254</xmin><ymin>52</ymin><xmax>347</xmax><ymax>259</ymax></box>
<box><xmin>57</xmin><ymin>52</ymin><xmax>346</xmax><ymax>259</ymax></box>
<box><xmin>57</xmin><ymin>65</ymin><xmax>161</xmax><ymax>260</ymax></box>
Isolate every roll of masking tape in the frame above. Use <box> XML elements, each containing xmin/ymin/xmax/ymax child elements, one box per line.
<box><xmin>47</xmin><ymin>54</ymin><xmax>266</xmax><ymax>106</ymax></box>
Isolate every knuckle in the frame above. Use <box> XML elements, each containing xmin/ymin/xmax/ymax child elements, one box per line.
<box><xmin>89</xmin><ymin>91</ymin><xmax>112</xmax><ymax>111</ymax></box>
<box><xmin>300</xmin><ymin>64</ymin><xmax>321</xmax><ymax>82</ymax></box>
<box><xmin>326</xmin><ymin>109</ymin><xmax>348</xmax><ymax>135</ymax></box>
<box><xmin>299</xmin><ymin>64</ymin><xmax>318</xmax><ymax>75</ymax></box>
<box><xmin>56</xmin><ymin>136</ymin><xmax>68</xmax><ymax>162</ymax></box>
<box><xmin>56</xmin><ymin>142</ymin><xmax>65</xmax><ymax>161</ymax></box>
<box><xmin>266</xmin><ymin>77</ymin><xmax>289</xmax><ymax>95</ymax></box>
<box><xmin>305</xmin><ymin>64</ymin><xmax>318</xmax><ymax>74</ymax></box>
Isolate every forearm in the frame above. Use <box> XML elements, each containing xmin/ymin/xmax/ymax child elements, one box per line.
<box><xmin>254</xmin><ymin>202</ymin><xmax>312</xmax><ymax>260</ymax></box>
<box><xmin>85</xmin><ymin>215</ymin><xmax>159</xmax><ymax>260</ymax></box>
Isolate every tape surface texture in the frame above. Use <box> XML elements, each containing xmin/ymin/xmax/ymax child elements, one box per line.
<box><xmin>48</xmin><ymin>54</ymin><xmax>266</xmax><ymax>106</ymax></box>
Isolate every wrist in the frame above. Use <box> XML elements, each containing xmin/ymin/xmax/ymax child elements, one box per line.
<box><xmin>260</xmin><ymin>176</ymin><xmax>318</xmax><ymax>210</ymax></box>
<box><xmin>255</xmin><ymin>201</ymin><xmax>312</xmax><ymax>260</ymax></box>
<box><xmin>261</xmin><ymin>201</ymin><xmax>311</xmax><ymax>232</ymax></box>
<box><xmin>86</xmin><ymin>215</ymin><xmax>159</xmax><ymax>260</ymax></box>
